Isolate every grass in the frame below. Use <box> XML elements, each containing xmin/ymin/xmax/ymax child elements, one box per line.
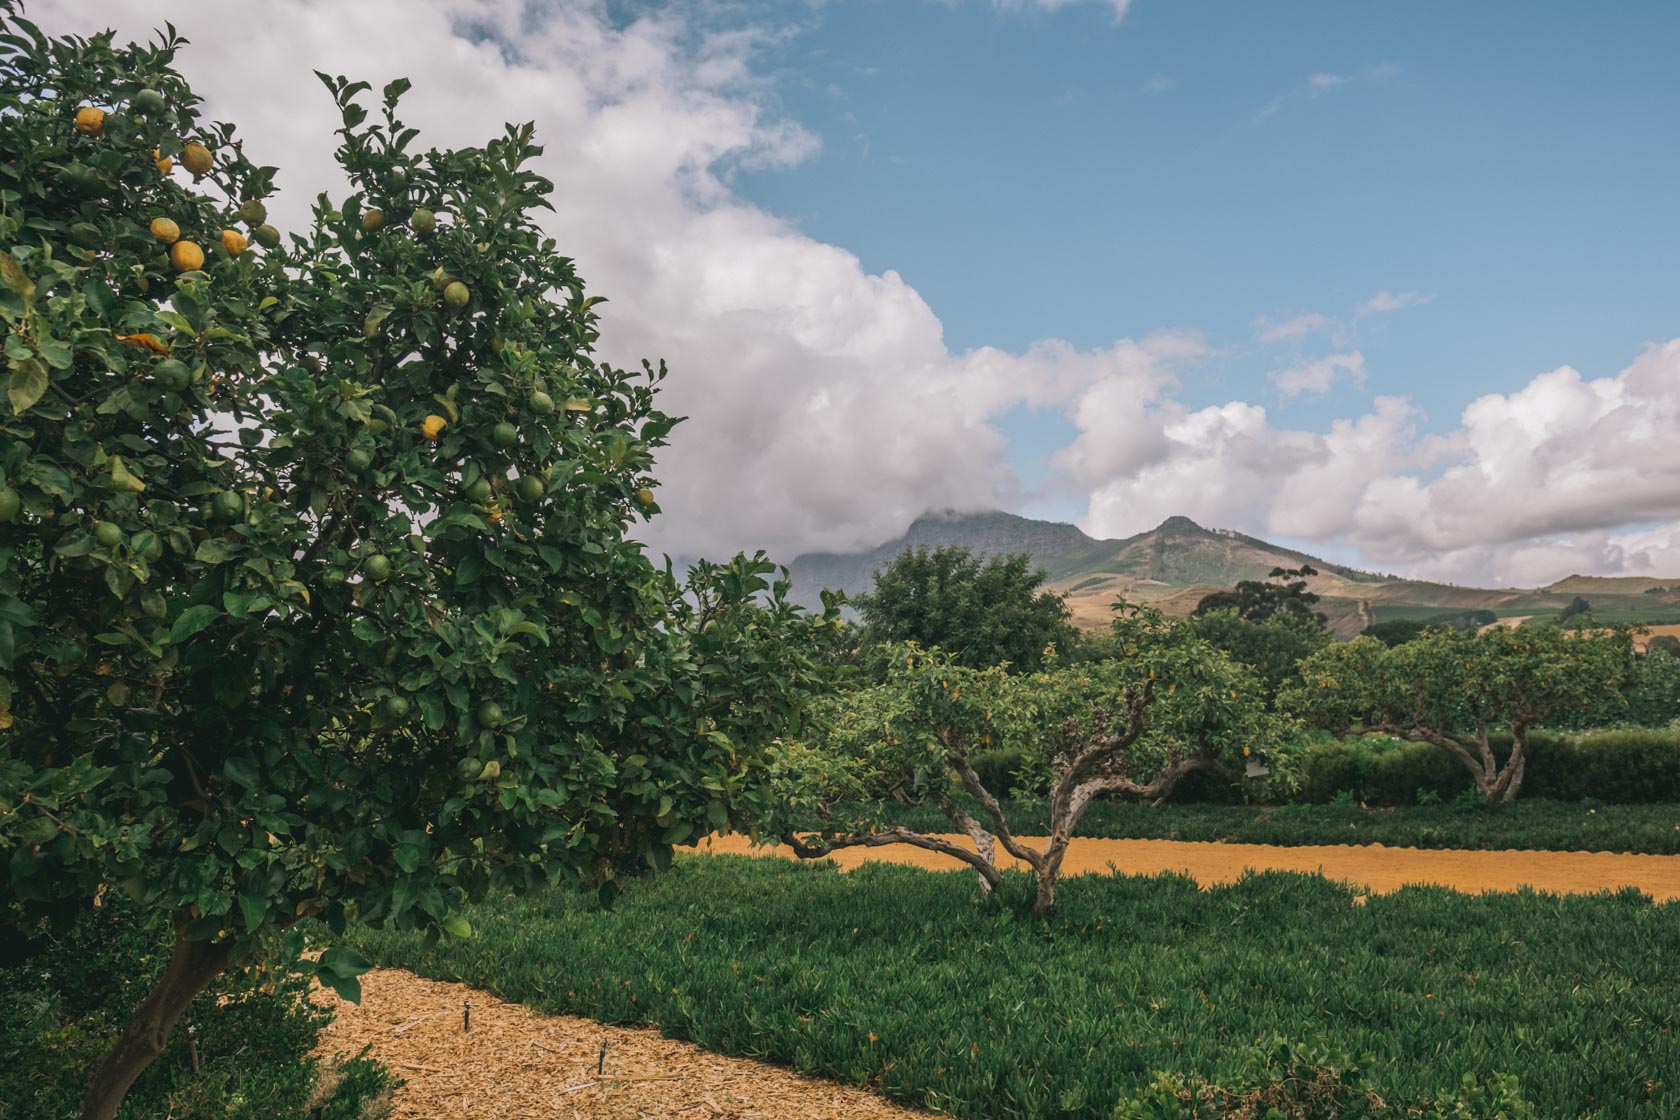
<box><xmin>867</xmin><ymin>797</ymin><xmax>1680</xmax><ymax>854</ymax></box>
<box><xmin>346</xmin><ymin>856</ymin><xmax>1679</xmax><ymax>1119</ymax></box>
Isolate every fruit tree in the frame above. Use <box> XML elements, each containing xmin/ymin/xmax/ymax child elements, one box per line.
<box><xmin>767</xmin><ymin>605</ymin><xmax>1293</xmax><ymax>914</ymax></box>
<box><xmin>1283</xmin><ymin>625</ymin><xmax>1634</xmax><ymax>803</ymax></box>
<box><xmin>0</xmin><ymin>16</ymin><xmax>835</xmax><ymax>1119</ymax></box>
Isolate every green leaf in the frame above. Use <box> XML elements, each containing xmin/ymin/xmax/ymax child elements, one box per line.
<box><xmin>168</xmin><ymin>604</ymin><xmax>220</xmax><ymax>644</ymax></box>
<box><xmin>441</xmin><ymin>914</ymin><xmax>472</xmax><ymax>939</ymax></box>
<box><xmin>6</xmin><ymin>356</ymin><xmax>48</xmax><ymax>414</ymax></box>
<box><xmin>225</xmin><ymin>757</ymin><xmax>260</xmax><ymax>789</ymax></box>
<box><xmin>238</xmin><ymin>892</ymin><xmax>268</xmax><ymax>933</ymax></box>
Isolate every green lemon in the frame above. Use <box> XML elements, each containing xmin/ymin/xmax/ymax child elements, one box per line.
<box><xmin>95</xmin><ymin>521</ymin><xmax>123</xmax><ymax>549</ymax></box>
<box><xmin>364</xmin><ymin>554</ymin><xmax>392</xmax><ymax>582</ymax></box>
<box><xmin>529</xmin><ymin>390</ymin><xmax>555</xmax><ymax>416</ymax></box>
<box><xmin>253</xmin><ymin>224</ymin><xmax>280</xmax><ymax>249</ymax></box>
<box><xmin>238</xmin><ymin>199</ymin><xmax>267</xmax><ymax>226</ymax></box>
<box><xmin>132</xmin><ymin>88</ymin><xmax>167</xmax><ymax>116</ymax></box>
<box><xmin>635</xmin><ymin>487</ymin><xmax>656</xmax><ymax>507</ymax></box>
<box><xmin>411</xmin><ymin>208</ymin><xmax>436</xmax><ymax>235</ymax></box>
<box><xmin>140</xmin><ymin>589</ymin><xmax>168</xmax><ymax>619</ymax></box>
<box><xmin>210</xmin><ymin>490</ymin><xmax>244</xmax><ymax>523</ymax></box>
<box><xmin>361</xmin><ymin>208</ymin><xmax>385</xmax><ymax>231</ymax></box>
<box><xmin>464</xmin><ymin>477</ymin><xmax>493</xmax><ymax>504</ymax></box>
<box><xmin>516</xmin><ymin>475</ymin><xmax>545</xmax><ymax>503</ymax></box>
<box><xmin>154</xmin><ymin>359</ymin><xmax>192</xmax><ymax>392</ymax></box>
<box><xmin>385</xmin><ymin>695</ymin><xmax>410</xmax><ymax>720</ymax></box>
<box><xmin>346</xmin><ymin>448</ymin><xmax>373</xmax><ymax>472</ymax></box>
<box><xmin>491</xmin><ymin>422</ymin><xmax>518</xmax><ymax>448</ymax></box>
<box><xmin>477</xmin><ymin>700</ymin><xmax>505</xmax><ymax>729</ymax></box>
<box><xmin>443</xmin><ymin>281</ymin><xmax>470</xmax><ymax>310</ymax></box>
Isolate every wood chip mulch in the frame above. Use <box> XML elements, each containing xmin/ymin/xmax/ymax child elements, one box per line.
<box><xmin>315</xmin><ymin>968</ymin><xmax>939</xmax><ymax>1120</ymax></box>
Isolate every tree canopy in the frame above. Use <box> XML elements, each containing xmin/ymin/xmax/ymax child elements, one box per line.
<box><xmin>1283</xmin><ymin>626</ymin><xmax>1634</xmax><ymax>803</ymax></box>
<box><xmin>769</xmin><ymin>607</ymin><xmax>1293</xmax><ymax>913</ymax></box>
<box><xmin>1192</xmin><ymin>565</ymin><xmax>1327</xmax><ymax>626</ymax></box>
<box><xmin>850</xmin><ymin>544</ymin><xmax>1076</xmax><ymax>671</ymax></box>
<box><xmin>0</xmin><ymin>17</ymin><xmax>834</xmax><ymax>1119</ymax></box>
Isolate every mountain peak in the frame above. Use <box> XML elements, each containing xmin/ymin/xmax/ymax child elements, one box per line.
<box><xmin>1154</xmin><ymin>515</ymin><xmax>1209</xmax><ymax>535</ymax></box>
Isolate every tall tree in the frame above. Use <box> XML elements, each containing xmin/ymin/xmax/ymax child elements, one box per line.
<box><xmin>1193</xmin><ymin>565</ymin><xmax>1326</xmax><ymax>625</ymax></box>
<box><xmin>0</xmin><ymin>19</ymin><xmax>834</xmax><ymax>1119</ymax></box>
<box><xmin>851</xmin><ymin>545</ymin><xmax>1076</xmax><ymax>671</ymax></box>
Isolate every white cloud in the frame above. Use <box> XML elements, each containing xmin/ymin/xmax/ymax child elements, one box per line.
<box><xmin>1358</xmin><ymin>289</ymin><xmax>1429</xmax><ymax>315</ymax></box>
<box><xmin>36</xmin><ymin>0</ymin><xmax>1158</xmax><ymax>563</ymax></box>
<box><xmin>1256</xmin><ymin>312</ymin><xmax>1329</xmax><ymax>344</ymax></box>
<box><xmin>1076</xmin><ymin>340</ymin><xmax>1680</xmax><ymax>585</ymax></box>
<box><xmin>35</xmin><ymin>5</ymin><xmax>1680</xmax><ymax>588</ymax></box>
<box><xmin>1271</xmin><ymin>351</ymin><xmax>1366</xmax><ymax>398</ymax></box>
<box><xmin>1256</xmin><ymin>61</ymin><xmax>1401</xmax><ymax>123</ymax></box>
<box><xmin>1001</xmin><ymin>0</ymin><xmax>1135</xmax><ymax>18</ymax></box>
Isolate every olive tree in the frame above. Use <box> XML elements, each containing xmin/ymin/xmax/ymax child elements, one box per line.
<box><xmin>767</xmin><ymin>607</ymin><xmax>1293</xmax><ymax>914</ymax></box>
<box><xmin>0</xmin><ymin>18</ymin><xmax>834</xmax><ymax>1120</ymax></box>
<box><xmin>1283</xmin><ymin>625</ymin><xmax>1633</xmax><ymax>803</ymax></box>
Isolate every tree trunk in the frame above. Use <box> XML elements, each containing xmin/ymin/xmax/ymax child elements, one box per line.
<box><xmin>1495</xmin><ymin>725</ymin><xmax>1529</xmax><ymax>803</ymax></box>
<box><xmin>77</xmin><ymin>928</ymin><xmax>232</xmax><ymax>1120</ymax></box>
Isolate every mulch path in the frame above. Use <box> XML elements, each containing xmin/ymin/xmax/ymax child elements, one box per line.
<box><xmin>315</xmin><ymin>968</ymin><xmax>936</xmax><ymax>1120</ymax></box>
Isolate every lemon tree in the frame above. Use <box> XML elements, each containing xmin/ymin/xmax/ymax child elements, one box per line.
<box><xmin>0</xmin><ymin>16</ymin><xmax>835</xmax><ymax>1119</ymax></box>
<box><xmin>1283</xmin><ymin>625</ymin><xmax>1634</xmax><ymax>803</ymax></box>
<box><xmin>769</xmin><ymin>606</ymin><xmax>1292</xmax><ymax>914</ymax></box>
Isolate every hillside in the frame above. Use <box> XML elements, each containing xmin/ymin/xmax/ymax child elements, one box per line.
<box><xmin>787</xmin><ymin>510</ymin><xmax>1680</xmax><ymax>638</ymax></box>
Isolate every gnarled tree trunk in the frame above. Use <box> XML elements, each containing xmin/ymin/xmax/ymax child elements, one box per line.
<box><xmin>77</xmin><ymin>926</ymin><xmax>233</xmax><ymax>1120</ymax></box>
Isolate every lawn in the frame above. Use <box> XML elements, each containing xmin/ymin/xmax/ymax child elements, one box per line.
<box><xmin>346</xmin><ymin>855</ymin><xmax>1680</xmax><ymax>1119</ymax></box>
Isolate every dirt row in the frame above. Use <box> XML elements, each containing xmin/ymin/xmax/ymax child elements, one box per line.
<box><xmin>703</xmin><ymin>833</ymin><xmax>1680</xmax><ymax>900</ymax></box>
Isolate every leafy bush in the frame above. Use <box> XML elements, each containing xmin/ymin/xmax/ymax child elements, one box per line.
<box><xmin>1117</xmin><ymin>1038</ymin><xmax>1534</xmax><ymax>1119</ymax></box>
<box><xmin>968</xmin><ymin>747</ymin><xmax>1034</xmax><ymax>798</ymax></box>
<box><xmin>0</xmin><ymin>899</ymin><xmax>393</xmax><ymax>1120</ymax></box>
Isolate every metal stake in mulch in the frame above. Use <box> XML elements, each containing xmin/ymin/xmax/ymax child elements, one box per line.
<box><xmin>597</xmin><ymin>1036</ymin><xmax>609</xmax><ymax>1075</ymax></box>
<box><xmin>463</xmin><ymin>998</ymin><xmax>472</xmax><ymax>1032</ymax></box>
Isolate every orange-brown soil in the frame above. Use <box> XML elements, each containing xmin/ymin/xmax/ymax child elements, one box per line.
<box><xmin>702</xmin><ymin>833</ymin><xmax>1680</xmax><ymax>901</ymax></box>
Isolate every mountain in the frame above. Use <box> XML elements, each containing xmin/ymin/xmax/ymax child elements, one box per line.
<box><xmin>787</xmin><ymin>510</ymin><xmax>1680</xmax><ymax>638</ymax></box>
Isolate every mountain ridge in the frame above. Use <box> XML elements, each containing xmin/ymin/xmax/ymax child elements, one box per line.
<box><xmin>786</xmin><ymin>509</ymin><xmax>1680</xmax><ymax>638</ymax></box>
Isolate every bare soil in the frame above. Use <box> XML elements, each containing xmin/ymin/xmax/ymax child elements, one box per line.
<box><xmin>315</xmin><ymin>968</ymin><xmax>935</xmax><ymax>1120</ymax></box>
<box><xmin>703</xmin><ymin>833</ymin><xmax>1680</xmax><ymax>900</ymax></box>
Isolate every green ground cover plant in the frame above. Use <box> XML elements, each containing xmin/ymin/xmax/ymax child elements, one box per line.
<box><xmin>345</xmin><ymin>856</ymin><xmax>1676</xmax><ymax>1119</ymax></box>
<box><xmin>871</xmin><ymin>796</ymin><xmax>1680</xmax><ymax>853</ymax></box>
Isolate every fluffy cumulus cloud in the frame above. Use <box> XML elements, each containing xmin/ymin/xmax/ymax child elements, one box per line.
<box><xmin>1075</xmin><ymin>340</ymin><xmax>1680</xmax><ymax>586</ymax></box>
<box><xmin>35</xmin><ymin>2</ymin><xmax>1680</xmax><ymax>586</ymax></box>
<box><xmin>40</xmin><ymin>0</ymin><xmax>1164</xmax><ymax>561</ymax></box>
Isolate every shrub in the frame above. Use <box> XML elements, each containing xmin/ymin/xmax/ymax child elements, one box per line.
<box><xmin>0</xmin><ymin>899</ymin><xmax>393</xmax><ymax>1120</ymax></box>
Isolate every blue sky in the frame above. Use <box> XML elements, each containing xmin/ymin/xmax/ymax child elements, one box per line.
<box><xmin>722</xmin><ymin>0</ymin><xmax>1680</xmax><ymax>520</ymax></box>
<box><xmin>56</xmin><ymin>0</ymin><xmax>1680</xmax><ymax>584</ymax></box>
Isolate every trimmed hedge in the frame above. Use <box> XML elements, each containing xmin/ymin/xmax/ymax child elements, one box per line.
<box><xmin>1292</xmin><ymin>729</ymin><xmax>1680</xmax><ymax>807</ymax></box>
<box><xmin>953</xmin><ymin>728</ymin><xmax>1680</xmax><ymax>807</ymax></box>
